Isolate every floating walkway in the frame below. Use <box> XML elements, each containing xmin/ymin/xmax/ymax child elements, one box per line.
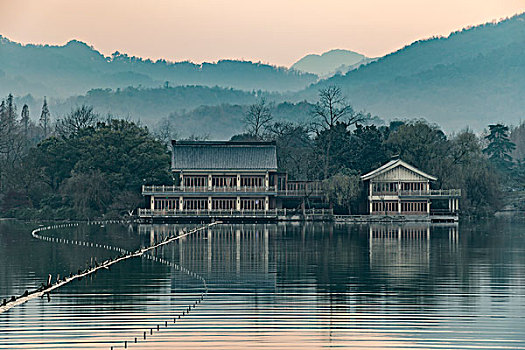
<box><xmin>0</xmin><ymin>221</ymin><xmax>217</xmax><ymax>315</ymax></box>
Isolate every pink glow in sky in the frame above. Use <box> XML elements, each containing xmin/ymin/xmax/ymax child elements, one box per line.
<box><xmin>1</xmin><ymin>0</ymin><xmax>524</xmax><ymax>66</ymax></box>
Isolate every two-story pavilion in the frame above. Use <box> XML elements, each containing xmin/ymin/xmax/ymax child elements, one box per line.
<box><xmin>360</xmin><ymin>159</ymin><xmax>460</xmax><ymax>217</ymax></box>
<box><xmin>145</xmin><ymin>140</ymin><xmax>280</xmax><ymax>212</ymax></box>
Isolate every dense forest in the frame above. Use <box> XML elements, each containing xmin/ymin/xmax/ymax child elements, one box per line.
<box><xmin>0</xmin><ymin>87</ymin><xmax>523</xmax><ymax>220</ymax></box>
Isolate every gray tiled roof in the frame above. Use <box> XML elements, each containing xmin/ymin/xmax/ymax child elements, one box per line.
<box><xmin>171</xmin><ymin>141</ymin><xmax>277</xmax><ymax>170</ymax></box>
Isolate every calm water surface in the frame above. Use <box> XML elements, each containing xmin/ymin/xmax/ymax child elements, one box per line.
<box><xmin>0</xmin><ymin>220</ymin><xmax>524</xmax><ymax>349</ymax></box>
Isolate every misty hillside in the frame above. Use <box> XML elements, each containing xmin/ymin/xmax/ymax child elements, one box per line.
<box><xmin>291</xmin><ymin>49</ymin><xmax>368</xmax><ymax>76</ymax></box>
<box><xmin>47</xmin><ymin>92</ymin><xmax>314</xmax><ymax>139</ymax></box>
<box><xmin>47</xmin><ymin>85</ymin><xmax>264</xmax><ymax>123</ymax></box>
<box><xmin>4</xmin><ymin>14</ymin><xmax>525</xmax><ymax>137</ymax></box>
<box><xmin>0</xmin><ymin>37</ymin><xmax>317</xmax><ymax>97</ymax></box>
<box><xmin>298</xmin><ymin>13</ymin><xmax>525</xmax><ymax>130</ymax></box>
<box><xmin>166</xmin><ymin>101</ymin><xmax>316</xmax><ymax>139</ymax></box>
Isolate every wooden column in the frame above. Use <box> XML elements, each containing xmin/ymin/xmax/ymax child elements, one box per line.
<box><xmin>179</xmin><ymin>196</ymin><xmax>184</xmax><ymax>211</ymax></box>
<box><xmin>150</xmin><ymin>196</ymin><xmax>155</xmax><ymax>210</ymax></box>
<box><xmin>369</xmin><ymin>182</ymin><xmax>373</xmax><ymax>214</ymax></box>
<box><xmin>208</xmin><ymin>196</ymin><xmax>212</xmax><ymax>210</ymax></box>
<box><xmin>237</xmin><ymin>174</ymin><xmax>241</xmax><ymax>190</ymax></box>
<box><xmin>264</xmin><ymin>196</ymin><xmax>269</xmax><ymax>211</ymax></box>
<box><xmin>236</xmin><ymin>196</ymin><xmax>241</xmax><ymax>211</ymax></box>
<box><xmin>208</xmin><ymin>174</ymin><xmax>212</xmax><ymax>190</ymax></box>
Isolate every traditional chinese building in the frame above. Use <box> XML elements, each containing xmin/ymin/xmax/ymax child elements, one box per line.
<box><xmin>140</xmin><ymin>141</ymin><xmax>326</xmax><ymax>221</ymax></box>
<box><xmin>360</xmin><ymin>159</ymin><xmax>460</xmax><ymax>217</ymax></box>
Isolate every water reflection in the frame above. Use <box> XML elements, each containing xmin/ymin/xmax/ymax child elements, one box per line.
<box><xmin>0</xmin><ymin>221</ymin><xmax>524</xmax><ymax>349</ymax></box>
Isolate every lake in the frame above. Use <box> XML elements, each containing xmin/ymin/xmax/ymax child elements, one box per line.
<box><xmin>1</xmin><ymin>220</ymin><xmax>524</xmax><ymax>349</ymax></box>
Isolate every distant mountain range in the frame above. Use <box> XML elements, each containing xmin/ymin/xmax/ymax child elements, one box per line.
<box><xmin>296</xmin><ymin>13</ymin><xmax>525</xmax><ymax>131</ymax></box>
<box><xmin>291</xmin><ymin>49</ymin><xmax>372</xmax><ymax>77</ymax></box>
<box><xmin>2</xmin><ymin>13</ymin><xmax>525</xmax><ymax>136</ymax></box>
<box><xmin>0</xmin><ymin>37</ymin><xmax>317</xmax><ymax>97</ymax></box>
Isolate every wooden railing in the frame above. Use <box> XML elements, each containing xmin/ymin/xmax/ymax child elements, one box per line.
<box><xmin>278</xmin><ymin>189</ymin><xmax>324</xmax><ymax>197</ymax></box>
<box><xmin>142</xmin><ymin>185</ymin><xmax>325</xmax><ymax>196</ymax></box>
<box><xmin>138</xmin><ymin>208</ymin><xmax>333</xmax><ymax>217</ymax></box>
<box><xmin>372</xmin><ymin>189</ymin><xmax>461</xmax><ymax>197</ymax></box>
<box><xmin>143</xmin><ymin>185</ymin><xmax>275</xmax><ymax>193</ymax></box>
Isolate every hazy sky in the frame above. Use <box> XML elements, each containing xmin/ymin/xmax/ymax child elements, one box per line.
<box><xmin>1</xmin><ymin>0</ymin><xmax>524</xmax><ymax>66</ymax></box>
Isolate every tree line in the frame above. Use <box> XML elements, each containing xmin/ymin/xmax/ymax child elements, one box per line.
<box><xmin>239</xmin><ymin>86</ymin><xmax>524</xmax><ymax>215</ymax></box>
<box><xmin>0</xmin><ymin>95</ymin><xmax>170</xmax><ymax>220</ymax></box>
<box><xmin>0</xmin><ymin>87</ymin><xmax>523</xmax><ymax>219</ymax></box>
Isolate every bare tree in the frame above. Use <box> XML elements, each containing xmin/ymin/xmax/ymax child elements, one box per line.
<box><xmin>311</xmin><ymin>85</ymin><xmax>359</xmax><ymax>130</ymax></box>
<box><xmin>311</xmin><ymin>86</ymin><xmax>363</xmax><ymax>179</ymax></box>
<box><xmin>55</xmin><ymin>105</ymin><xmax>98</xmax><ymax>137</ymax></box>
<box><xmin>244</xmin><ymin>98</ymin><xmax>273</xmax><ymax>138</ymax></box>
<box><xmin>154</xmin><ymin>116</ymin><xmax>178</xmax><ymax>145</ymax></box>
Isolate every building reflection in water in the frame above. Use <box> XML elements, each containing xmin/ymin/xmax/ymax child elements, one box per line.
<box><xmin>130</xmin><ymin>222</ymin><xmax>525</xmax><ymax>350</ymax></box>
<box><xmin>368</xmin><ymin>223</ymin><xmax>459</xmax><ymax>280</ymax></box>
<box><xmin>138</xmin><ymin>223</ymin><xmax>277</xmax><ymax>293</ymax></box>
<box><xmin>138</xmin><ymin>222</ymin><xmax>460</xmax><ymax>293</ymax></box>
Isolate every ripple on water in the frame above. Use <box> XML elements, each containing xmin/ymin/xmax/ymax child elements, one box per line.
<box><xmin>1</xmin><ymin>221</ymin><xmax>524</xmax><ymax>349</ymax></box>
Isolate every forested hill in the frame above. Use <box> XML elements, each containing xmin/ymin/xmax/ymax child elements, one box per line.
<box><xmin>0</xmin><ymin>37</ymin><xmax>317</xmax><ymax>97</ymax></box>
<box><xmin>3</xmin><ymin>14</ymin><xmax>525</xmax><ymax>134</ymax></box>
<box><xmin>297</xmin><ymin>13</ymin><xmax>525</xmax><ymax>131</ymax></box>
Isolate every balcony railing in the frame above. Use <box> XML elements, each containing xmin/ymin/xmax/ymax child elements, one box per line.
<box><xmin>142</xmin><ymin>185</ymin><xmax>326</xmax><ymax>196</ymax></box>
<box><xmin>143</xmin><ymin>185</ymin><xmax>275</xmax><ymax>193</ymax></box>
<box><xmin>138</xmin><ymin>208</ymin><xmax>333</xmax><ymax>217</ymax></box>
<box><xmin>278</xmin><ymin>189</ymin><xmax>325</xmax><ymax>197</ymax></box>
<box><xmin>371</xmin><ymin>189</ymin><xmax>461</xmax><ymax>197</ymax></box>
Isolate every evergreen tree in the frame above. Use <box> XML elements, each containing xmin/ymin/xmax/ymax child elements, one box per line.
<box><xmin>40</xmin><ymin>97</ymin><xmax>50</xmax><ymax>137</ymax></box>
<box><xmin>0</xmin><ymin>100</ymin><xmax>5</xmax><ymax>122</ymax></box>
<box><xmin>5</xmin><ymin>94</ymin><xmax>16</xmax><ymax>123</ymax></box>
<box><xmin>21</xmin><ymin>104</ymin><xmax>30</xmax><ymax>139</ymax></box>
<box><xmin>483</xmin><ymin>124</ymin><xmax>516</xmax><ymax>170</ymax></box>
